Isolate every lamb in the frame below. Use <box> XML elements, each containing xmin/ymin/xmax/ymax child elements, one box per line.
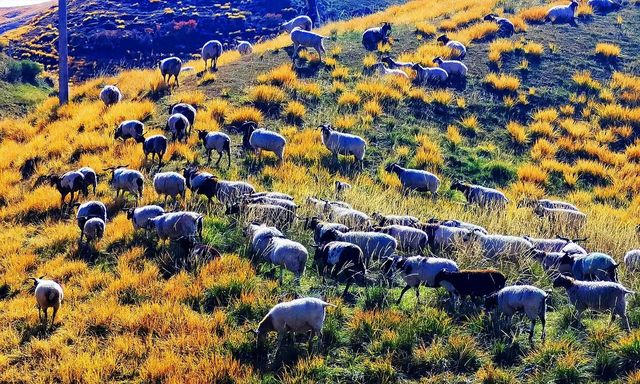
<box><xmin>383</xmin><ymin>255</ymin><xmax>458</xmax><ymax>304</ymax></box>
<box><xmin>47</xmin><ymin>171</ymin><xmax>87</xmax><ymax>206</ymax></box>
<box><xmin>553</xmin><ymin>274</ymin><xmax>633</xmax><ymax>331</ymax></box>
<box><xmin>372</xmin><ymin>62</ymin><xmax>409</xmax><ymax>79</ymax></box>
<box><xmin>183</xmin><ymin>166</ymin><xmax>255</xmax><ymax>206</ymax></box>
<box><xmin>77</xmin><ymin>167</ymin><xmax>98</xmax><ymax>196</ymax></box>
<box><xmin>371</xmin><ymin>212</ymin><xmax>420</xmax><ymax>228</ymax></box>
<box><xmin>420</xmin><ymin>221</ymin><xmax>469</xmax><ymax>255</ymax></box>
<box><xmin>436</xmin><ymin>34</ymin><xmax>466</xmax><ymax>60</ymax></box>
<box><xmin>524</xmin><ymin>236</ymin><xmax>587</xmax><ymax>254</ymax></box>
<box><xmin>104</xmin><ymin>166</ymin><xmax>144</xmax><ymax>205</ymax></box>
<box><xmin>146</xmin><ymin>211</ymin><xmax>203</xmax><ymax>241</ymax></box>
<box><xmin>166</xmin><ymin>113</ymin><xmax>190</xmax><ymax>143</ymax></box>
<box><xmin>434</xmin><ymin>269</ymin><xmax>507</xmax><ymax>300</ymax></box>
<box><xmin>281</xmin><ymin>15</ymin><xmax>313</xmax><ymax>33</ymax></box>
<box><xmin>545</xmin><ymin>1</ymin><xmax>579</xmax><ymax>23</ymax></box>
<box><xmin>80</xmin><ymin>217</ymin><xmax>105</xmax><ymax>244</ymax></box>
<box><xmin>244</xmin><ymin>223</ymin><xmax>284</xmax><ymax>259</ymax></box>
<box><xmin>153</xmin><ymin>172</ymin><xmax>186</xmax><ymax>206</ymax></box>
<box><xmin>450</xmin><ymin>181</ymin><xmax>509</xmax><ymax>209</ymax></box>
<box><xmin>27</xmin><ymin>276</ymin><xmax>63</xmax><ymax>329</ymax></box>
<box><xmin>335</xmin><ymin>180</ymin><xmax>352</xmax><ymax>196</ymax></box>
<box><xmin>201</xmin><ymin>40</ymin><xmax>223</xmax><ymax>71</ymax></box>
<box><xmin>485</xmin><ymin>285</ymin><xmax>548</xmax><ymax>342</ymax></box>
<box><xmin>319</xmin><ymin>123</ymin><xmax>367</xmax><ymax>165</ymax></box>
<box><xmin>240</xmin><ymin>122</ymin><xmax>286</xmax><ymax>161</ymax></box>
<box><xmin>290</xmin><ymin>27</ymin><xmax>329</xmax><ymax>61</ymax></box>
<box><xmin>114</xmin><ymin>120</ymin><xmax>144</xmax><ymax>142</ymax></box>
<box><xmin>432</xmin><ymin>57</ymin><xmax>468</xmax><ymax>77</ymax></box>
<box><xmin>440</xmin><ymin>219</ymin><xmax>488</xmax><ymax>235</ymax></box>
<box><xmin>75</xmin><ymin>201</ymin><xmax>107</xmax><ymax>233</ymax></box>
<box><xmin>559</xmin><ymin>252</ymin><xmax>619</xmax><ymax>282</ymax></box>
<box><xmin>314</xmin><ymin>241</ymin><xmax>366</xmax><ymax>296</ymax></box>
<box><xmin>135</xmin><ymin>134</ymin><xmax>168</xmax><ymax>166</ymax></box>
<box><xmin>158</xmin><ymin>56</ymin><xmax>184</xmax><ymax>86</ymax></box>
<box><xmin>483</xmin><ymin>14</ymin><xmax>515</xmax><ymax>37</ymax></box>
<box><xmin>227</xmin><ymin>202</ymin><xmax>296</xmax><ymax>229</ymax></box>
<box><xmin>533</xmin><ymin>204</ymin><xmax>587</xmax><ymax>232</ymax></box>
<box><xmin>259</xmin><ymin>232</ymin><xmax>308</xmax><ymax>283</ymax></box>
<box><xmin>170</xmin><ymin>103</ymin><xmax>197</xmax><ymax>130</ymax></box>
<box><xmin>253</xmin><ymin>297</ymin><xmax>333</xmax><ymax>354</ymax></box>
<box><xmin>362</xmin><ymin>22</ymin><xmax>392</xmax><ymax>51</ymax></box>
<box><xmin>462</xmin><ymin>229</ymin><xmax>535</xmax><ymax>260</ymax></box>
<box><xmin>324</xmin><ymin>205</ymin><xmax>371</xmax><ymax>230</ymax></box>
<box><xmin>380</xmin><ymin>56</ymin><xmax>414</xmax><ymax>69</ymax></box>
<box><xmin>624</xmin><ymin>250</ymin><xmax>640</xmax><ymax>272</ymax></box>
<box><xmin>318</xmin><ymin>229</ymin><xmax>397</xmax><ymax>266</ymax></box>
<box><xmin>125</xmin><ymin>205</ymin><xmax>165</xmax><ymax>230</ymax></box>
<box><xmin>237</xmin><ymin>40</ymin><xmax>253</xmax><ymax>55</ymax></box>
<box><xmin>385</xmin><ymin>163</ymin><xmax>440</xmax><ymax>194</ymax></box>
<box><xmin>304</xmin><ymin>216</ymin><xmax>350</xmax><ymax>244</ymax></box>
<box><xmin>197</xmin><ymin>130</ymin><xmax>231</xmax><ymax>167</ymax></box>
<box><xmin>411</xmin><ymin>64</ymin><xmax>448</xmax><ymax>84</ymax></box>
<box><xmin>99</xmin><ymin>85</ymin><xmax>122</xmax><ymax>106</ymax></box>
<box><xmin>373</xmin><ymin>225</ymin><xmax>429</xmax><ymax>254</ymax></box>
<box><xmin>587</xmin><ymin>0</ymin><xmax>622</xmax><ymax>11</ymax></box>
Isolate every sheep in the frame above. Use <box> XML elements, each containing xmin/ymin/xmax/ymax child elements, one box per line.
<box><xmin>362</xmin><ymin>22</ymin><xmax>392</xmax><ymax>51</ymax></box>
<box><xmin>304</xmin><ymin>216</ymin><xmax>350</xmax><ymax>244</ymax></box>
<box><xmin>373</xmin><ymin>225</ymin><xmax>429</xmax><ymax>254</ymax></box>
<box><xmin>290</xmin><ymin>27</ymin><xmax>329</xmax><ymax>61</ymax></box>
<box><xmin>385</xmin><ymin>163</ymin><xmax>440</xmax><ymax>194</ymax></box>
<box><xmin>80</xmin><ymin>217</ymin><xmax>105</xmax><ymax>244</ymax></box>
<box><xmin>197</xmin><ymin>130</ymin><xmax>231</xmax><ymax>167</ymax></box>
<box><xmin>318</xmin><ymin>229</ymin><xmax>397</xmax><ymax>266</ymax></box>
<box><xmin>47</xmin><ymin>171</ymin><xmax>87</xmax><ymax>206</ymax></box>
<box><xmin>382</xmin><ymin>256</ymin><xmax>459</xmax><ymax>304</ymax></box>
<box><xmin>227</xmin><ymin>202</ymin><xmax>296</xmax><ymax>229</ymax></box>
<box><xmin>114</xmin><ymin>120</ymin><xmax>144</xmax><ymax>142</ymax></box>
<box><xmin>559</xmin><ymin>252</ymin><xmax>619</xmax><ymax>281</ymax></box>
<box><xmin>104</xmin><ymin>166</ymin><xmax>144</xmax><ymax>205</ymax></box>
<box><xmin>244</xmin><ymin>223</ymin><xmax>284</xmax><ymax>259</ymax></box>
<box><xmin>553</xmin><ymin>274</ymin><xmax>634</xmax><ymax>331</ymax></box>
<box><xmin>450</xmin><ymin>181</ymin><xmax>509</xmax><ymax>209</ymax></box>
<box><xmin>462</xmin><ymin>229</ymin><xmax>535</xmax><ymax>260</ymax></box>
<box><xmin>146</xmin><ymin>211</ymin><xmax>203</xmax><ymax>241</ymax></box>
<box><xmin>335</xmin><ymin>180</ymin><xmax>351</xmax><ymax>196</ymax></box>
<box><xmin>242</xmin><ymin>195</ymin><xmax>298</xmax><ymax>212</ymax></box>
<box><xmin>153</xmin><ymin>172</ymin><xmax>186</xmax><ymax>206</ymax></box>
<box><xmin>76</xmin><ymin>201</ymin><xmax>107</xmax><ymax>233</ymax></box>
<box><xmin>624</xmin><ymin>250</ymin><xmax>640</xmax><ymax>272</ymax></box>
<box><xmin>372</xmin><ymin>62</ymin><xmax>409</xmax><ymax>79</ymax></box>
<box><xmin>170</xmin><ymin>103</ymin><xmax>197</xmax><ymax>130</ymax></box>
<box><xmin>434</xmin><ymin>269</ymin><xmax>507</xmax><ymax>301</ymax></box>
<box><xmin>77</xmin><ymin>167</ymin><xmax>97</xmax><ymax>196</ymax></box>
<box><xmin>440</xmin><ymin>219</ymin><xmax>488</xmax><ymax>235</ymax></box>
<box><xmin>253</xmin><ymin>297</ymin><xmax>333</xmax><ymax>354</ymax></box>
<box><xmin>371</xmin><ymin>212</ymin><xmax>420</xmax><ymax>228</ymax></box>
<box><xmin>202</xmin><ymin>40</ymin><xmax>223</xmax><ymax>71</ymax></box>
<box><xmin>483</xmin><ymin>14</ymin><xmax>515</xmax><ymax>37</ymax></box>
<box><xmin>239</xmin><ymin>122</ymin><xmax>286</xmax><ymax>161</ymax></box>
<box><xmin>420</xmin><ymin>221</ymin><xmax>469</xmax><ymax>255</ymax></box>
<box><xmin>135</xmin><ymin>134</ymin><xmax>168</xmax><ymax>166</ymax></box>
<box><xmin>125</xmin><ymin>205</ymin><xmax>165</xmax><ymax>230</ymax></box>
<box><xmin>537</xmin><ymin>198</ymin><xmax>579</xmax><ymax>211</ymax></box>
<box><xmin>99</xmin><ymin>85</ymin><xmax>122</xmax><ymax>106</ymax></box>
<box><xmin>411</xmin><ymin>64</ymin><xmax>449</xmax><ymax>84</ymax></box>
<box><xmin>281</xmin><ymin>15</ymin><xmax>313</xmax><ymax>33</ymax></box>
<box><xmin>306</xmin><ymin>197</ymin><xmax>352</xmax><ymax>213</ymax></box>
<box><xmin>324</xmin><ymin>205</ymin><xmax>371</xmax><ymax>230</ymax></box>
<box><xmin>249</xmin><ymin>191</ymin><xmax>294</xmax><ymax>201</ymax></box>
<box><xmin>546</xmin><ymin>1</ymin><xmax>579</xmax><ymax>23</ymax></box>
<box><xmin>534</xmin><ymin>204</ymin><xmax>587</xmax><ymax>232</ymax></box>
<box><xmin>531</xmin><ymin>250</ymin><xmax>571</xmax><ymax>273</ymax></box>
<box><xmin>485</xmin><ymin>285</ymin><xmax>548</xmax><ymax>342</ymax></box>
<box><xmin>26</xmin><ymin>276</ymin><xmax>63</xmax><ymax>329</ymax></box>
<box><xmin>158</xmin><ymin>56</ymin><xmax>183</xmax><ymax>86</ymax></box>
<box><xmin>524</xmin><ymin>236</ymin><xmax>587</xmax><ymax>255</ymax></box>
<box><xmin>319</xmin><ymin>123</ymin><xmax>367</xmax><ymax>165</ymax></box>
<box><xmin>314</xmin><ymin>241</ymin><xmax>366</xmax><ymax>296</ymax></box>
<box><xmin>432</xmin><ymin>57</ymin><xmax>468</xmax><ymax>77</ymax></box>
<box><xmin>436</xmin><ymin>34</ymin><xmax>466</xmax><ymax>60</ymax></box>
<box><xmin>588</xmin><ymin>0</ymin><xmax>622</xmax><ymax>11</ymax></box>
<box><xmin>380</xmin><ymin>56</ymin><xmax>414</xmax><ymax>69</ymax></box>
<box><xmin>259</xmin><ymin>232</ymin><xmax>308</xmax><ymax>283</ymax></box>
<box><xmin>183</xmin><ymin>166</ymin><xmax>255</xmax><ymax>206</ymax></box>
<box><xmin>237</xmin><ymin>40</ymin><xmax>253</xmax><ymax>55</ymax></box>
<box><xmin>166</xmin><ymin>113</ymin><xmax>190</xmax><ymax>143</ymax></box>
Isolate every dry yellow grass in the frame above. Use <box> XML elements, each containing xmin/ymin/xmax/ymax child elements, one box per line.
<box><xmin>484</xmin><ymin>73</ymin><xmax>521</xmax><ymax>92</ymax></box>
<box><xmin>595</xmin><ymin>42</ymin><xmax>621</xmax><ymax>58</ymax></box>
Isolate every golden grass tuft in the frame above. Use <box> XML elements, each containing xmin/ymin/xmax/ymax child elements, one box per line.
<box><xmin>523</xmin><ymin>41</ymin><xmax>544</xmax><ymax>57</ymax></box>
<box><xmin>595</xmin><ymin>42</ymin><xmax>621</xmax><ymax>59</ymax></box>
<box><xmin>225</xmin><ymin>106</ymin><xmax>264</xmax><ymax>127</ymax></box>
<box><xmin>517</xmin><ymin>6</ymin><xmax>548</xmax><ymax>22</ymax></box>
<box><xmin>414</xmin><ymin>134</ymin><xmax>444</xmax><ymax>170</ymax></box>
<box><xmin>484</xmin><ymin>73</ymin><xmax>520</xmax><ymax>92</ymax></box>
<box><xmin>338</xmin><ymin>92</ymin><xmax>362</xmax><ymax>110</ymax></box>
<box><xmin>460</xmin><ymin>115</ymin><xmax>480</xmax><ymax>133</ymax></box>
<box><xmin>518</xmin><ymin>164</ymin><xmax>548</xmax><ymax>184</ymax></box>
<box><xmin>506</xmin><ymin>121</ymin><xmax>527</xmax><ymax>144</ymax></box>
<box><xmin>363</xmin><ymin>54</ymin><xmax>378</xmax><ymax>69</ymax></box>
<box><xmin>205</xmin><ymin>98</ymin><xmax>230</xmax><ymax>123</ymax></box>
<box><xmin>531</xmin><ymin>138</ymin><xmax>557</xmax><ymax>161</ymax></box>
<box><xmin>446</xmin><ymin>125</ymin><xmax>463</xmax><ymax>146</ymax></box>
<box><xmin>331</xmin><ymin>66</ymin><xmax>350</xmax><ymax>80</ymax></box>
<box><xmin>256</xmin><ymin>63</ymin><xmax>297</xmax><ymax>86</ymax></box>
<box><xmin>283</xmin><ymin>101</ymin><xmax>306</xmax><ymax>124</ymax></box>
<box><xmin>363</xmin><ymin>99</ymin><xmax>383</xmax><ymax>117</ymax></box>
<box><xmin>415</xmin><ymin>22</ymin><xmax>437</xmax><ymax>36</ymax></box>
<box><xmin>247</xmin><ymin>85</ymin><xmax>286</xmax><ymax>109</ymax></box>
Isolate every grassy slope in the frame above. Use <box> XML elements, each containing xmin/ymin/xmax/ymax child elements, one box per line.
<box><xmin>0</xmin><ymin>53</ymin><xmax>50</xmax><ymax>118</ymax></box>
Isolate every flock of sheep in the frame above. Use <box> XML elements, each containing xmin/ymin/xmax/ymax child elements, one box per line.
<box><xmin>29</xmin><ymin>1</ymin><xmax>637</xmax><ymax>356</ymax></box>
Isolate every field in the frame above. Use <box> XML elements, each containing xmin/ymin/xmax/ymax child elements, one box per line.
<box><xmin>2</xmin><ymin>0</ymin><xmax>640</xmax><ymax>382</ymax></box>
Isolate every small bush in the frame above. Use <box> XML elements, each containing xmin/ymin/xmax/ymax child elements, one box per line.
<box><xmin>595</xmin><ymin>42</ymin><xmax>621</xmax><ymax>59</ymax></box>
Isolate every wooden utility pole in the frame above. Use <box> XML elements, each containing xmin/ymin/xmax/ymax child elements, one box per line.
<box><xmin>306</xmin><ymin>0</ymin><xmax>320</xmax><ymax>27</ymax></box>
<box><xmin>58</xmin><ymin>0</ymin><xmax>69</xmax><ymax>105</ymax></box>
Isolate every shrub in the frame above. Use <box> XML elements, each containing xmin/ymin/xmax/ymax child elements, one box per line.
<box><xmin>484</xmin><ymin>73</ymin><xmax>520</xmax><ymax>93</ymax></box>
<box><xmin>225</xmin><ymin>106</ymin><xmax>264</xmax><ymax>127</ymax></box>
<box><xmin>283</xmin><ymin>101</ymin><xmax>306</xmax><ymax>124</ymax></box>
<box><xmin>247</xmin><ymin>85</ymin><xmax>286</xmax><ymax>111</ymax></box>
<box><xmin>3</xmin><ymin>59</ymin><xmax>42</xmax><ymax>84</ymax></box>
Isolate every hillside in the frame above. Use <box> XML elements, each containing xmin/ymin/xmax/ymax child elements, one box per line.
<box><xmin>2</xmin><ymin>0</ymin><xmax>640</xmax><ymax>382</ymax></box>
<box><xmin>0</xmin><ymin>1</ymin><xmax>54</xmax><ymax>35</ymax></box>
<box><xmin>0</xmin><ymin>52</ymin><xmax>50</xmax><ymax>117</ymax></box>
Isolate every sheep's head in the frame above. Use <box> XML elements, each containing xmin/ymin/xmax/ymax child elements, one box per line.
<box><xmin>47</xmin><ymin>174</ymin><xmax>61</xmax><ymax>186</ymax></box>
<box><xmin>197</xmin><ymin>130</ymin><xmax>208</xmax><ymax>141</ymax></box>
<box><xmin>381</xmin><ymin>22</ymin><xmax>392</xmax><ymax>36</ymax></box>
<box><xmin>436</xmin><ymin>34</ymin><xmax>449</xmax><ymax>44</ymax></box>
<box><xmin>516</xmin><ymin>198</ymin><xmax>537</xmax><ymax>209</ymax></box>
<box><xmin>483</xmin><ymin>13</ymin><xmax>497</xmax><ymax>21</ymax></box>
<box><xmin>304</xmin><ymin>216</ymin><xmax>320</xmax><ymax>230</ymax></box>
<box><xmin>558</xmin><ymin>252</ymin><xmax>577</xmax><ymax>267</ymax></box>
<box><xmin>25</xmin><ymin>275</ymin><xmax>45</xmax><ymax>288</ymax></box>
<box><xmin>433</xmin><ymin>269</ymin><xmax>451</xmax><ymax>285</ymax></box>
<box><xmin>484</xmin><ymin>292</ymin><xmax>498</xmax><ymax>308</ymax></box>
<box><xmin>570</xmin><ymin>0</ymin><xmax>579</xmax><ymax>8</ymax></box>
<box><xmin>123</xmin><ymin>207</ymin><xmax>135</xmax><ymax>220</ymax></box>
<box><xmin>533</xmin><ymin>203</ymin><xmax>545</xmax><ymax>216</ymax></box>
<box><xmin>411</xmin><ymin>63</ymin><xmax>422</xmax><ymax>71</ymax></box>
<box><xmin>531</xmin><ymin>249</ymin><xmax>547</xmax><ymax>263</ymax></box>
<box><xmin>319</xmin><ymin>228</ymin><xmax>339</xmax><ymax>244</ymax></box>
<box><xmin>449</xmin><ymin>180</ymin><xmax>467</xmax><ymax>192</ymax></box>
<box><xmin>113</xmin><ymin>125</ymin><xmax>122</xmax><ymax>139</ymax></box>
<box><xmin>225</xmin><ymin>203</ymin><xmax>241</xmax><ymax>215</ymax></box>
<box><xmin>432</xmin><ymin>56</ymin><xmax>443</xmax><ymax>64</ymax></box>
<box><xmin>552</xmin><ymin>274</ymin><xmax>574</xmax><ymax>289</ymax></box>
<box><xmin>384</xmin><ymin>162</ymin><xmax>399</xmax><ymax>173</ymax></box>
<box><xmin>318</xmin><ymin>123</ymin><xmax>333</xmax><ymax>136</ymax></box>
<box><xmin>255</xmin><ymin>314</ymin><xmax>275</xmax><ymax>345</ymax></box>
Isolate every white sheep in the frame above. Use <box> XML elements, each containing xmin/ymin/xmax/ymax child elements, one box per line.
<box><xmin>47</xmin><ymin>171</ymin><xmax>86</xmax><ymax>206</ymax></box>
<box><xmin>319</xmin><ymin>123</ymin><xmax>367</xmax><ymax>165</ymax></box>
<box><xmin>171</xmin><ymin>103</ymin><xmax>197</xmax><ymax>129</ymax></box>
<box><xmin>114</xmin><ymin>120</ymin><xmax>144</xmax><ymax>142</ymax></box>
<box><xmin>250</xmin><ymin>191</ymin><xmax>294</xmax><ymax>201</ymax></box>
<box><xmin>450</xmin><ymin>181</ymin><xmax>509</xmax><ymax>209</ymax></box>
<box><xmin>249</xmin><ymin>129</ymin><xmax>287</xmax><ymax>161</ymax></box>
<box><xmin>153</xmin><ymin>171</ymin><xmax>186</xmax><ymax>206</ymax></box>
<box><xmin>146</xmin><ymin>211</ymin><xmax>203</xmax><ymax>241</ymax></box>
<box><xmin>546</xmin><ymin>1</ymin><xmax>579</xmax><ymax>23</ymax></box>
<box><xmin>304</xmin><ymin>216</ymin><xmax>350</xmax><ymax>244</ymax></box>
<box><xmin>371</xmin><ymin>212</ymin><xmax>420</xmax><ymax>228</ymax></box>
<box><xmin>136</xmin><ymin>134</ymin><xmax>168</xmax><ymax>166</ymax></box>
<box><xmin>385</xmin><ymin>163</ymin><xmax>440</xmax><ymax>194</ymax></box>
<box><xmin>483</xmin><ymin>14</ymin><xmax>515</xmax><ymax>37</ymax></box>
<box><xmin>81</xmin><ymin>217</ymin><xmax>105</xmax><ymax>243</ymax></box>
<box><xmin>202</xmin><ymin>40</ymin><xmax>223</xmax><ymax>71</ymax></box>
<box><xmin>76</xmin><ymin>201</ymin><xmax>107</xmax><ymax>232</ymax></box>
<box><xmin>244</xmin><ymin>223</ymin><xmax>284</xmax><ymax>259</ymax></box>
<box><xmin>324</xmin><ymin>205</ymin><xmax>371</xmax><ymax>230</ymax></box>
<box><xmin>104</xmin><ymin>166</ymin><xmax>144</xmax><ymax>205</ymax></box>
<box><xmin>372</xmin><ymin>62</ymin><xmax>409</xmax><ymax>79</ymax></box>
<box><xmin>335</xmin><ymin>180</ymin><xmax>352</xmax><ymax>196</ymax></box>
<box><xmin>197</xmin><ymin>130</ymin><xmax>231</xmax><ymax>167</ymax></box>
<box><xmin>534</xmin><ymin>204</ymin><xmax>587</xmax><ymax>232</ymax></box>
<box><xmin>237</xmin><ymin>41</ymin><xmax>253</xmax><ymax>55</ymax></box>
<box><xmin>432</xmin><ymin>57</ymin><xmax>468</xmax><ymax>77</ymax></box>
<box><xmin>436</xmin><ymin>34</ymin><xmax>466</xmax><ymax>60</ymax></box>
<box><xmin>411</xmin><ymin>64</ymin><xmax>448</xmax><ymax>84</ymax></box>
<box><xmin>319</xmin><ymin>229</ymin><xmax>397</xmax><ymax>266</ymax></box>
<box><xmin>306</xmin><ymin>197</ymin><xmax>352</xmax><ymax>214</ymax></box>
<box><xmin>524</xmin><ymin>236</ymin><xmax>587</xmax><ymax>254</ymax></box>
<box><xmin>588</xmin><ymin>0</ymin><xmax>622</xmax><ymax>10</ymax></box>
<box><xmin>624</xmin><ymin>250</ymin><xmax>640</xmax><ymax>272</ymax></box>
<box><xmin>463</xmin><ymin>230</ymin><xmax>535</xmax><ymax>260</ymax></box>
<box><xmin>384</xmin><ymin>256</ymin><xmax>458</xmax><ymax>304</ymax></box>
<box><xmin>100</xmin><ymin>85</ymin><xmax>122</xmax><ymax>106</ymax></box>
<box><xmin>281</xmin><ymin>15</ymin><xmax>313</xmax><ymax>33</ymax></box>
<box><xmin>440</xmin><ymin>219</ymin><xmax>488</xmax><ymax>235</ymax></box>
<box><xmin>290</xmin><ymin>27</ymin><xmax>329</xmax><ymax>61</ymax></box>
<box><xmin>538</xmin><ymin>199</ymin><xmax>579</xmax><ymax>211</ymax></box>
<box><xmin>242</xmin><ymin>195</ymin><xmax>297</xmax><ymax>212</ymax></box>
<box><xmin>126</xmin><ymin>205</ymin><xmax>165</xmax><ymax>230</ymax></box>
<box><xmin>228</xmin><ymin>202</ymin><xmax>296</xmax><ymax>229</ymax></box>
<box><xmin>158</xmin><ymin>56</ymin><xmax>184</xmax><ymax>86</ymax></box>
<box><xmin>27</xmin><ymin>276</ymin><xmax>63</xmax><ymax>329</ymax></box>
<box><xmin>420</xmin><ymin>222</ymin><xmax>469</xmax><ymax>255</ymax></box>
<box><xmin>486</xmin><ymin>285</ymin><xmax>548</xmax><ymax>342</ymax></box>
<box><xmin>167</xmin><ymin>113</ymin><xmax>190</xmax><ymax>143</ymax></box>
<box><xmin>374</xmin><ymin>225</ymin><xmax>429</xmax><ymax>254</ymax></box>
<box><xmin>260</xmin><ymin>232</ymin><xmax>308</xmax><ymax>283</ymax></box>
<box><xmin>77</xmin><ymin>167</ymin><xmax>97</xmax><ymax>196</ymax></box>
<box><xmin>380</xmin><ymin>56</ymin><xmax>414</xmax><ymax>69</ymax></box>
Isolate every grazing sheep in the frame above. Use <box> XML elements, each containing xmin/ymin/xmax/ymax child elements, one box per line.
<box><xmin>47</xmin><ymin>171</ymin><xmax>87</xmax><ymax>206</ymax></box>
<box><xmin>242</xmin><ymin>195</ymin><xmax>297</xmax><ymax>212</ymax></box>
<box><xmin>197</xmin><ymin>130</ymin><xmax>231</xmax><ymax>167</ymax></box>
<box><xmin>146</xmin><ymin>211</ymin><xmax>203</xmax><ymax>241</ymax></box>
<box><xmin>371</xmin><ymin>212</ymin><xmax>420</xmax><ymax>228</ymax></box>
<box><xmin>383</xmin><ymin>256</ymin><xmax>459</xmax><ymax>304</ymax></box>
<box><xmin>537</xmin><ymin>198</ymin><xmax>579</xmax><ymax>211</ymax></box>
<box><xmin>524</xmin><ymin>236</ymin><xmax>587</xmax><ymax>255</ymax></box>
<box><xmin>532</xmin><ymin>250</ymin><xmax>572</xmax><ymax>273</ymax></box>
<box><xmin>27</xmin><ymin>276</ymin><xmax>63</xmax><ymax>329</ymax></box>
<box><xmin>166</xmin><ymin>113</ymin><xmax>190</xmax><ymax>143</ymax></box>
<box><xmin>249</xmin><ymin>191</ymin><xmax>294</xmax><ymax>201</ymax></box>
<box><xmin>104</xmin><ymin>166</ymin><xmax>144</xmax><ymax>205</ymax></box>
<box><xmin>183</xmin><ymin>166</ymin><xmax>255</xmax><ymax>206</ymax></box>
<box><xmin>306</xmin><ymin>197</ymin><xmax>352</xmax><ymax>214</ymax></box>
<box><xmin>76</xmin><ymin>201</ymin><xmax>107</xmax><ymax>232</ymax></box>
<box><xmin>259</xmin><ymin>232</ymin><xmax>308</xmax><ymax>283</ymax></box>
<box><xmin>135</xmin><ymin>134</ymin><xmax>168</xmax><ymax>166</ymax></box>
<box><xmin>440</xmin><ymin>219</ymin><xmax>488</xmax><ymax>235</ymax></box>
<box><xmin>126</xmin><ymin>205</ymin><xmax>165</xmax><ymax>230</ymax></box>
<box><xmin>237</xmin><ymin>40</ymin><xmax>253</xmax><ymax>55</ymax></box>
<box><xmin>281</xmin><ymin>15</ymin><xmax>313</xmax><ymax>33</ymax></box>
<box><xmin>314</xmin><ymin>241</ymin><xmax>366</xmax><ymax>296</ymax></box>
<box><xmin>483</xmin><ymin>14</ymin><xmax>515</xmax><ymax>37</ymax></box>
<box><xmin>432</xmin><ymin>57</ymin><xmax>468</xmax><ymax>77</ymax></box>
<box><xmin>158</xmin><ymin>56</ymin><xmax>183</xmax><ymax>86</ymax></box>
<box><xmin>436</xmin><ymin>34</ymin><xmax>466</xmax><ymax>59</ymax></box>
<box><xmin>450</xmin><ymin>181</ymin><xmax>509</xmax><ymax>209</ymax></box>
<box><xmin>80</xmin><ymin>217</ymin><xmax>105</xmax><ymax>244</ymax></box>
<box><xmin>381</xmin><ymin>56</ymin><xmax>414</xmax><ymax>69</ymax></box>
<box><xmin>485</xmin><ymin>285</ymin><xmax>548</xmax><ymax>342</ymax></box>
<box><xmin>153</xmin><ymin>172</ymin><xmax>187</xmax><ymax>206</ymax></box>
<box><xmin>546</xmin><ymin>1</ymin><xmax>579</xmax><ymax>23</ymax></box>
<box><xmin>319</xmin><ymin>123</ymin><xmax>367</xmax><ymax>165</ymax></box>
<box><xmin>362</xmin><ymin>22</ymin><xmax>392</xmax><ymax>51</ymax></box>
<box><xmin>434</xmin><ymin>269</ymin><xmax>507</xmax><ymax>300</ymax></box>
<box><xmin>240</xmin><ymin>122</ymin><xmax>286</xmax><ymax>161</ymax></box>
<box><xmin>324</xmin><ymin>205</ymin><xmax>371</xmax><ymax>230</ymax></box>
<box><xmin>290</xmin><ymin>27</ymin><xmax>329</xmax><ymax>61</ymax></box>
<box><xmin>319</xmin><ymin>229</ymin><xmax>397</xmax><ymax>266</ymax></box>
<box><xmin>335</xmin><ymin>180</ymin><xmax>351</xmax><ymax>196</ymax></box>
<box><xmin>304</xmin><ymin>216</ymin><xmax>350</xmax><ymax>244</ymax></box>
<box><xmin>420</xmin><ymin>221</ymin><xmax>469</xmax><ymax>255</ymax></box>
<box><xmin>373</xmin><ymin>225</ymin><xmax>429</xmax><ymax>254</ymax></box>
<box><xmin>553</xmin><ymin>274</ymin><xmax>633</xmax><ymax>331</ymax></box>
<box><xmin>372</xmin><ymin>62</ymin><xmax>409</xmax><ymax>79</ymax></box>
<box><xmin>202</xmin><ymin>40</ymin><xmax>223</xmax><ymax>71</ymax></box>
<box><xmin>227</xmin><ymin>202</ymin><xmax>296</xmax><ymax>229</ymax></box>
<box><xmin>560</xmin><ymin>252</ymin><xmax>619</xmax><ymax>281</ymax></box>
<box><xmin>463</xmin><ymin>229</ymin><xmax>535</xmax><ymax>260</ymax></box>
<box><xmin>624</xmin><ymin>250</ymin><xmax>640</xmax><ymax>272</ymax></box>
<box><xmin>244</xmin><ymin>223</ymin><xmax>284</xmax><ymax>259</ymax></box>
<box><xmin>588</xmin><ymin>0</ymin><xmax>622</xmax><ymax>11</ymax></box>
<box><xmin>385</xmin><ymin>163</ymin><xmax>440</xmax><ymax>194</ymax></box>
<box><xmin>77</xmin><ymin>167</ymin><xmax>97</xmax><ymax>196</ymax></box>
<box><xmin>534</xmin><ymin>204</ymin><xmax>587</xmax><ymax>232</ymax></box>
<box><xmin>253</xmin><ymin>297</ymin><xmax>333</xmax><ymax>354</ymax></box>
<box><xmin>100</xmin><ymin>85</ymin><xmax>122</xmax><ymax>106</ymax></box>
<box><xmin>411</xmin><ymin>64</ymin><xmax>449</xmax><ymax>84</ymax></box>
<box><xmin>171</xmin><ymin>103</ymin><xmax>197</xmax><ymax>130</ymax></box>
<box><xmin>114</xmin><ymin>120</ymin><xmax>144</xmax><ymax>142</ymax></box>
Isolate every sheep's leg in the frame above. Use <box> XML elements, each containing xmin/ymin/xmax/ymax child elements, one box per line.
<box><xmin>175</xmin><ymin>74</ymin><xmax>180</xmax><ymax>87</ymax></box>
<box><xmin>396</xmin><ymin>285</ymin><xmax>411</xmax><ymax>304</ymax></box>
<box><xmin>275</xmin><ymin>332</ymin><xmax>285</xmax><ymax>357</ymax></box>
<box><xmin>528</xmin><ymin>319</ymin><xmax>536</xmax><ymax>342</ymax></box>
<box><xmin>307</xmin><ymin>329</ymin><xmax>316</xmax><ymax>354</ymax></box>
<box><xmin>279</xmin><ymin>266</ymin><xmax>284</xmax><ymax>285</ymax></box>
<box><xmin>42</xmin><ymin>307</ymin><xmax>48</xmax><ymax>328</ymax></box>
<box><xmin>315</xmin><ymin>47</ymin><xmax>322</xmax><ymax>62</ymax></box>
<box><xmin>37</xmin><ymin>306</ymin><xmax>42</xmax><ymax>322</ymax></box>
<box><xmin>51</xmin><ymin>305</ymin><xmax>58</xmax><ymax>328</ymax></box>
<box><xmin>414</xmin><ymin>286</ymin><xmax>421</xmax><ymax>305</ymax></box>
<box><xmin>343</xmin><ymin>275</ymin><xmax>354</xmax><ymax>297</ymax></box>
<box><xmin>540</xmin><ymin>313</ymin><xmax>546</xmax><ymax>341</ymax></box>
<box><xmin>621</xmin><ymin>313</ymin><xmax>631</xmax><ymax>332</ymax></box>
<box><xmin>217</xmin><ymin>152</ymin><xmax>224</xmax><ymax>167</ymax></box>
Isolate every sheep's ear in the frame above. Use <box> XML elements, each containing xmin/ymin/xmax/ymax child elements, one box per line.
<box><xmin>38</xmin><ymin>275</ymin><xmax>45</xmax><ymax>279</ymax></box>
